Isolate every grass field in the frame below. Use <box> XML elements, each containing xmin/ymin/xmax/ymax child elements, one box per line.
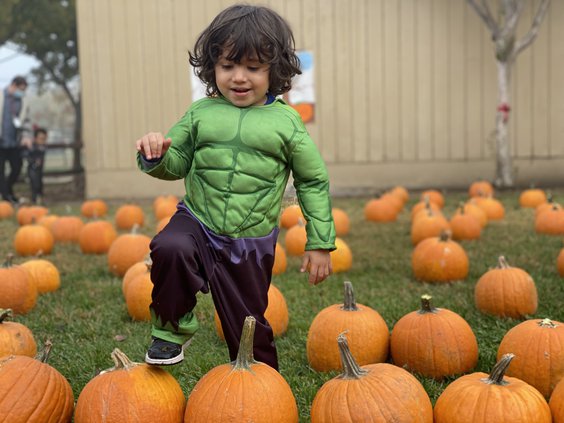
<box><xmin>1</xmin><ymin>188</ymin><xmax>563</xmax><ymax>421</ymax></box>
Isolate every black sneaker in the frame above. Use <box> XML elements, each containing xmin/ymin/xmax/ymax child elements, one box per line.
<box><xmin>144</xmin><ymin>337</ymin><xmax>191</xmax><ymax>365</ymax></box>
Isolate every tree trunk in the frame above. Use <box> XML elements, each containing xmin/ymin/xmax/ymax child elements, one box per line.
<box><xmin>495</xmin><ymin>60</ymin><xmax>514</xmax><ymax>188</ymax></box>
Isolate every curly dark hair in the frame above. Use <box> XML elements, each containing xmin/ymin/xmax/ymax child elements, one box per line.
<box><xmin>189</xmin><ymin>4</ymin><xmax>302</xmax><ymax>97</ymax></box>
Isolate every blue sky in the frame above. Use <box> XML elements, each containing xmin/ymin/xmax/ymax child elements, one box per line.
<box><xmin>0</xmin><ymin>45</ymin><xmax>39</xmax><ymax>87</ymax></box>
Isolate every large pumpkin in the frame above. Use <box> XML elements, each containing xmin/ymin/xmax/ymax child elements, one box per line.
<box><xmin>310</xmin><ymin>333</ymin><xmax>433</xmax><ymax>423</ymax></box>
<box><xmin>474</xmin><ymin>256</ymin><xmax>537</xmax><ymax>318</ymax></box>
<box><xmin>0</xmin><ymin>342</ymin><xmax>74</xmax><ymax>422</ymax></box>
<box><xmin>434</xmin><ymin>354</ymin><xmax>551</xmax><ymax>423</ymax></box>
<box><xmin>390</xmin><ymin>295</ymin><xmax>478</xmax><ymax>379</ymax></box>
<box><xmin>306</xmin><ymin>281</ymin><xmax>389</xmax><ymax>372</ymax></box>
<box><xmin>0</xmin><ymin>308</ymin><xmax>36</xmax><ymax>357</ymax></box>
<box><xmin>0</xmin><ymin>254</ymin><xmax>37</xmax><ymax>315</ymax></box>
<box><xmin>497</xmin><ymin>318</ymin><xmax>564</xmax><ymax>398</ymax></box>
<box><xmin>411</xmin><ymin>231</ymin><xmax>469</xmax><ymax>283</ymax></box>
<box><xmin>107</xmin><ymin>226</ymin><xmax>151</xmax><ymax>277</ymax></box>
<box><xmin>74</xmin><ymin>348</ymin><xmax>185</xmax><ymax>423</ymax></box>
<box><xmin>215</xmin><ymin>283</ymin><xmax>289</xmax><ymax>339</ymax></box>
<box><xmin>184</xmin><ymin>316</ymin><xmax>298</xmax><ymax>422</ymax></box>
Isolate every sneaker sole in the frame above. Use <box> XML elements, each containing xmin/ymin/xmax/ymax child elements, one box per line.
<box><xmin>144</xmin><ymin>339</ymin><xmax>192</xmax><ymax>366</ymax></box>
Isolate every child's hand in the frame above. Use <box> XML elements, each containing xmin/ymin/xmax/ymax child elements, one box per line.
<box><xmin>135</xmin><ymin>132</ymin><xmax>172</xmax><ymax>160</ymax></box>
<box><xmin>300</xmin><ymin>249</ymin><xmax>332</xmax><ymax>285</ymax></box>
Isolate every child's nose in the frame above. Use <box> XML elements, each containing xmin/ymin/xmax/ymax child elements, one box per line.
<box><xmin>232</xmin><ymin>67</ymin><xmax>247</xmax><ymax>82</ymax></box>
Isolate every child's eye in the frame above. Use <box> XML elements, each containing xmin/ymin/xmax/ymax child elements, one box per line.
<box><xmin>221</xmin><ymin>64</ymin><xmax>233</xmax><ymax>70</ymax></box>
<box><xmin>247</xmin><ymin>66</ymin><xmax>260</xmax><ymax>72</ymax></box>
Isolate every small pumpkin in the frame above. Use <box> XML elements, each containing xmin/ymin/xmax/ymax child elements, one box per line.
<box><xmin>79</xmin><ymin>219</ymin><xmax>118</xmax><ymax>254</ymax></box>
<box><xmin>115</xmin><ymin>203</ymin><xmax>145</xmax><ymax>230</ymax></box>
<box><xmin>107</xmin><ymin>225</ymin><xmax>151</xmax><ymax>277</ymax></box>
<box><xmin>0</xmin><ymin>254</ymin><xmax>37</xmax><ymax>315</ymax></box>
<box><xmin>330</xmin><ymin>237</ymin><xmax>353</xmax><ymax>273</ymax></box>
<box><xmin>550</xmin><ymin>377</ymin><xmax>564</xmax><ymax>423</ymax></box>
<box><xmin>468</xmin><ymin>180</ymin><xmax>494</xmax><ymax>198</ymax></box>
<box><xmin>472</xmin><ymin>196</ymin><xmax>505</xmax><ymax>220</ymax></box>
<box><xmin>51</xmin><ymin>215</ymin><xmax>85</xmax><ymax>243</ymax></box>
<box><xmin>74</xmin><ymin>348</ymin><xmax>185</xmax><ymax>423</ymax></box>
<box><xmin>434</xmin><ymin>354</ymin><xmax>551</xmax><ymax>423</ymax></box>
<box><xmin>272</xmin><ymin>242</ymin><xmax>287</xmax><ymax>275</ymax></box>
<box><xmin>411</xmin><ymin>207</ymin><xmax>451</xmax><ymax>245</ymax></box>
<box><xmin>0</xmin><ymin>341</ymin><xmax>74</xmax><ymax>422</ymax></box>
<box><xmin>364</xmin><ymin>197</ymin><xmax>400</xmax><ymax>222</ymax></box>
<box><xmin>20</xmin><ymin>256</ymin><xmax>61</xmax><ymax>293</ymax></box>
<box><xmin>16</xmin><ymin>205</ymin><xmax>48</xmax><ymax>226</ymax></box>
<box><xmin>306</xmin><ymin>281</ymin><xmax>389</xmax><ymax>372</ymax></box>
<box><xmin>420</xmin><ymin>189</ymin><xmax>444</xmax><ymax>208</ymax></box>
<box><xmin>184</xmin><ymin>316</ymin><xmax>298</xmax><ymax>422</ymax></box>
<box><xmin>389</xmin><ymin>185</ymin><xmax>409</xmax><ymax>205</ymax></box>
<box><xmin>215</xmin><ymin>283</ymin><xmax>289</xmax><ymax>338</ymax></box>
<box><xmin>80</xmin><ymin>199</ymin><xmax>108</xmax><ymax>218</ymax></box>
<box><xmin>332</xmin><ymin>208</ymin><xmax>350</xmax><ymax>236</ymax></box>
<box><xmin>284</xmin><ymin>220</ymin><xmax>307</xmax><ymax>256</ymax></box>
<box><xmin>279</xmin><ymin>204</ymin><xmax>303</xmax><ymax>229</ymax></box>
<box><xmin>156</xmin><ymin>215</ymin><xmax>172</xmax><ymax>233</ymax></box>
<box><xmin>449</xmin><ymin>203</ymin><xmax>482</xmax><ymax>240</ymax></box>
<box><xmin>311</xmin><ymin>333</ymin><xmax>433</xmax><ymax>423</ymax></box>
<box><xmin>125</xmin><ymin>267</ymin><xmax>153</xmax><ymax>321</ymax></box>
<box><xmin>390</xmin><ymin>295</ymin><xmax>478</xmax><ymax>379</ymax></box>
<box><xmin>519</xmin><ymin>188</ymin><xmax>547</xmax><ymax>208</ymax></box>
<box><xmin>0</xmin><ymin>308</ymin><xmax>37</xmax><ymax>357</ymax></box>
<box><xmin>122</xmin><ymin>257</ymin><xmax>151</xmax><ymax>297</ymax></box>
<box><xmin>411</xmin><ymin>231</ymin><xmax>469</xmax><ymax>283</ymax></box>
<box><xmin>410</xmin><ymin>196</ymin><xmax>441</xmax><ymax>220</ymax></box>
<box><xmin>474</xmin><ymin>256</ymin><xmax>537</xmax><ymax>318</ymax></box>
<box><xmin>497</xmin><ymin>318</ymin><xmax>564</xmax><ymax>398</ymax></box>
<box><xmin>535</xmin><ymin>204</ymin><xmax>564</xmax><ymax>235</ymax></box>
<box><xmin>154</xmin><ymin>199</ymin><xmax>177</xmax><ymax>221</ymax></box>
<box><xmin>153</xmin><ymin>194</ymin><xmax>179</xmax><ymax>216</ymax></box>
<box><xmin>13</xmin><ymin>222</ymin><xmax>54</xmax><ymax>256</ymax></box>
<box><xmin>0</xmin><ymin>200</ymin><xmax>15</xmax><ymax>219</ymax></box>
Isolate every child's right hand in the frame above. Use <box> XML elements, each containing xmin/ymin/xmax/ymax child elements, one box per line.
<box><xmin>135</xmin><ymin>132</ymin><xmax>172</xmax><ymax>160</ymax></box>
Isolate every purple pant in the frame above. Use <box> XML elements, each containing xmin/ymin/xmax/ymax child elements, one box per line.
<box><xmin>149</xmin><ymin>204</ymin><xmax>279</xmax><ymax>369</ymax></box>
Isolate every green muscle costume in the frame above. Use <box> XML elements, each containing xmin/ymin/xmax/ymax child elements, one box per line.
<box><xmin>138</xmin><ymin>96</ymin><xmax>336</xmax><ymax>251</ymax></box>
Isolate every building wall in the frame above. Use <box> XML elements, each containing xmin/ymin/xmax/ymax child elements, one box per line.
<box><xmin>76</xmin><ymin>0</ymin><xmax>564</xmax><ymax>198</ymax></box>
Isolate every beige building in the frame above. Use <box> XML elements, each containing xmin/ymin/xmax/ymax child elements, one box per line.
<box><xmin>77</xmin><ymin>0</ymin><xmax>564</xmax><ymax>199</ymax></box>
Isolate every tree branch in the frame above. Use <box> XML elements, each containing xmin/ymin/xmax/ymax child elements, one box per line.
<box><xmin>499</xmin><ymin>0</ymin><xmax>525</xmax><ymax>40</ymax></box>
<box><xmin>514</xmin><ymin>0</ymin><xmax>551</xmax><ymax>56</ymax></box>
<box><xmin>466</xmin><ymin>0</ymin><xmax>500</xmax><ymax>36</ymax></box>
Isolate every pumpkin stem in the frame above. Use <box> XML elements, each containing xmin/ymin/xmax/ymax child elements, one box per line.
<box><xmin>233</xmin><ymin>316</ymin><xmax>257</xmax><ymax>370</ymax></box>
<box><xmin>497</xmin><ymin>256</ymin><xmax>510</xmax><ymax>269</ymax></box>
<box><xmin>439</xmin><ymin>230</ymin><xmax>451</xmax><ymax>242</ymax></box>
<box><xmin>457</xmin><ymin>202</ymin><xmax>466</xmax><ymax>215</ymax></box>
<box><xmin>0</xmin><ymin>308</ymin><xmax>12</xmax><ymax>323</ymax></box>
<box><xmin>418</xmin><ymin>294</ymin><xmax>437</xmax><ymax>314</ymax></box>
<box><xmin>131</xmin><ymin>223</ymin><xmax>140</xmax><ymax>235</ymax></box>
<box><xmin>38</xmin><ymin>339</ymin><xmax>53</xmax><ymax>363</ymax></box>
<box><xmin>340</xmin><ymin>281</ymin><xmax>358</xmax><ymax>311</ymax></box>
<box><xmin>538</xmin><ymin>318</ymin><xmax>557</xmax><ymax>328</ymax></box>
<box><xmin>482</xmin><ymin>353</ymin><xmax>514</xmax><ymax>385</ymax></box>
<box><xmin>102</xmin><ymin>348</ymin><xmax>137</xmax><ymax>373</ymax></box>
<box><xmin>337</xmin><ymin>332</ymin><xmax>368</xmax><ymax>380</ymax></box>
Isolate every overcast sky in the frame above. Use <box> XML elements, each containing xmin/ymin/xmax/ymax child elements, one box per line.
<box><xmin>0</xmin><ymin>45</ymin><xmax>39</xmax><ymax>88</ymax></box>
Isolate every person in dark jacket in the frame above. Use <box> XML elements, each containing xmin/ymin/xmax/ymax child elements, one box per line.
<box><xmin>26</xmin><ymin>127</ymin><xmax>47</xmax><ymax>205</ymax></box>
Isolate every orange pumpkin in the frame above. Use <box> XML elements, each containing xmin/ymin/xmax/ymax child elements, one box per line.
<box><xmin>215</xmin><ymin>284</ymin><xmax>289</xmax><ymax>338</ymax></box>
<box><xmin>154</xmin><ymin>199</ymin><xmax>177</xmax><ymax>221</ymax></box>
<box><xmin>20</xmin><ymin>257</ymin><xmax>60</xmax><ymax>293</ymax></box>
<box><xmin>80</xmin><ymin>199</ymin><xmax>108</xmax><ymax>218</ymax></box>
<box><xmin>390</xmin><ymin>295</ymin><xmax>478</xmax><ymax>379</ymax></box>
<box><xmin>280</xmin><ymin>204</ymin><xmax>303</xmax><ymax>229</ymax></box>
<box><xmin>420</xmin><ymin>189</ymin><xmax>444</xmax><ymax>208</ymax></box>
<box><xmin>535</xmin><ymin>204</ymin><xmax>564</xmax><ymax>235</ymax></box>
<box><xmin>272</xmin><ymin>242</ymin><xmax>287</xmax><ymax>275</ymax></box>
<box><xmin>411</xmin><ymin>232</ymin><xmax>469</xmax><ymax>283</ymax></box>
<box><xmin>330</xmin><ymin>237</ymin><xmax>353</xmax><ymax>273</ymax></box>
<box><xmin>497</xmin><ymin>318</ymin><xmax>564</xmax><ymax>398</ymax></box>
<box><xmin>125</xmin><ymin>270</ymin><xmax>153</xmax><ymax>321</ymax></box>
<box><xmin>449</xmin><ymin>204</ymin><xmax>481</xmax><ymax>240</ymax></box>
<box><xmin>122</xmin><ymin>257</ymin><xmax>151</xmax><ymax>297</ymax></box>
<box><xmin>519</xmin><ymin>188</ymin><xmax>547</xmax><ymax>208</ymax></box>
<box><xmin>16</xmin><ymin>205</ymin><xmax>48</xmax><ymax>225</ymax></box>
<box><xmin>306</xmin><ymin>281</ymin><xmax>389</xmax><ymax>372</ymax></box>
<box><xmin>13</xmin><ymin>222</ymin><xmax>54</xmax><ymax>256</ymax></box>
<box><xmin>331</xmin><ymin>207</ymin><xmax>350</xmax><ymax>236</ymax></box>
<box><xmin>184</xmin><ymin>316</ymin><xmax>298</xmax><ymax>422</ymax></box>
<box><xmin>460</xmin><ymin>201</ymin><xmax>488</xmax><ymax>227</ymax></box>
<box><xmin>473</xmin><ymin>196</ymin><xmax>505</xmax><ymax>220</ymax></box>
<box><xmin>310</xmin><ymin>333</ymin><xmax>433</xmax><ymax>423</ymax></box>
<box><xmin>79</xmin><ymin>219</ymin><xmax>118</xmax><ymax>254</ymax></box>
<box><xmin>434</xmin><ymin>354</ymin><xmax>551</xmax><ymax>423</ymax></box>
<box><xmin>389</xmin><ymin>185</ymin><xmax>409</xmax><ymax>205</ymax></box>
<box><xmin>0</xmin><ymin>254</ymin><xmax>37</xmax><ymax>315</ymax></box>
<box><xmin>411</xmin><ymin>208</ymin><xmax>451</xmax><ymax>245</ymax></box>
<box><xmin>468</xmin><ymin>180</ymin><xmax>494</xmax><ymax>198</ymax></box>
<box><xmin>550</xmin><ymin>377</ymin><xmax>564</xmax><ymax>423</ymax></box>
<box><xmin>0</xmin><ymin>308</ymin><xmax>37</xmax><ymax>357</ymax></box>
<box><xmin>74</xmin><ymin>348</ymin><xmax>185</xmax><ymax>423</ymax></box>
<box><xmin>153</xmin><ymin>194</ymin><xmax>179</xmax><ymax>215</ymax></box>
<box><xmin>36</xmin><ymin>213</ymin><xmax>59</xmax><ymax>231</ymax></box>
<box><xmin>0</xmin><ymin>200</ymin><xmax>14</xmax><ymax>219</ymax></box>
<box><xmin>156</xmin><ymin>215</ymin><xmax>172</xmax><ymax>233</ymax></box>
<box><xmin>474</xmin><ymin>256</ymin><xmax>537</xmax><ymax>318</ymax></box>
<box><xmin>107</xmin><ymin>226</ymin><xmax>151</xmax><ymax>277</ymax></box>
<box><xmin>364</xmin><ymin>197</ymin><xmax>400</xmax><ymax>222</ymax></box>
<box><xmin>51</xmin><ymin>215</ymin><xmax>85</xmax><ymax>243</ymax></box>
<box><xmin>291</xmin><ymin>102</ymin><xmax>314</xmax><ymax>123</ymax></box>
<box><xmin>115</xmin><ymin>203</ymin><xmax>145</xmax><ymax>230</ymax></box>
<box><xmin>0</xmin><ymin>342</ymin><xmax>74</xmax><ymax>422</ymax></box>
<box><xmin>284</xmin><ymin>221</ymin><xmax>307</xmax><ymax>256</ymax></box>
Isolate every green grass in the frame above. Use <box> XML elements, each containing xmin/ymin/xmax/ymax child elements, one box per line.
<box><xmin>1</xmin><ymin>189</ymin><xmax>564</xmax><ymax>422</ymax></box>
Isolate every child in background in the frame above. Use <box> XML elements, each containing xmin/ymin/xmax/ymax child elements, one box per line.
<box><xmin>135</xmin><ymin>4</ymin><xmax>335</xmax><ymax>370</ymax></box>
<box><xmin>27</xmin><ymin>127</ymin><xmax>47</xmax><ymax>205</ymax></box>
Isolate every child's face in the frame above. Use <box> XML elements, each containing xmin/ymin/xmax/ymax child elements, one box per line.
<box><xmin>35</xmin><ymin>132</ymin><xmax>47</xmax><ymax>145</ymax></box>
<box><xmin>214</xmin><ymin>52</ymin><xmax>270</xmax><ymax>107</ymax></box>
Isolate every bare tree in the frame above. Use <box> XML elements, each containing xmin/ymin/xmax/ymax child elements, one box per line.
<box><xmin>466</xmin><ymin>0</ymin><xmax>550</xmax><ymax>188</ymax></box>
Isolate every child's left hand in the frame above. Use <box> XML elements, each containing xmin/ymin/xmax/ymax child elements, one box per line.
<box><xmin>300</xmin><ymin>249</ymin><xmax>332</xmax><ymax>285</ymax></box>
